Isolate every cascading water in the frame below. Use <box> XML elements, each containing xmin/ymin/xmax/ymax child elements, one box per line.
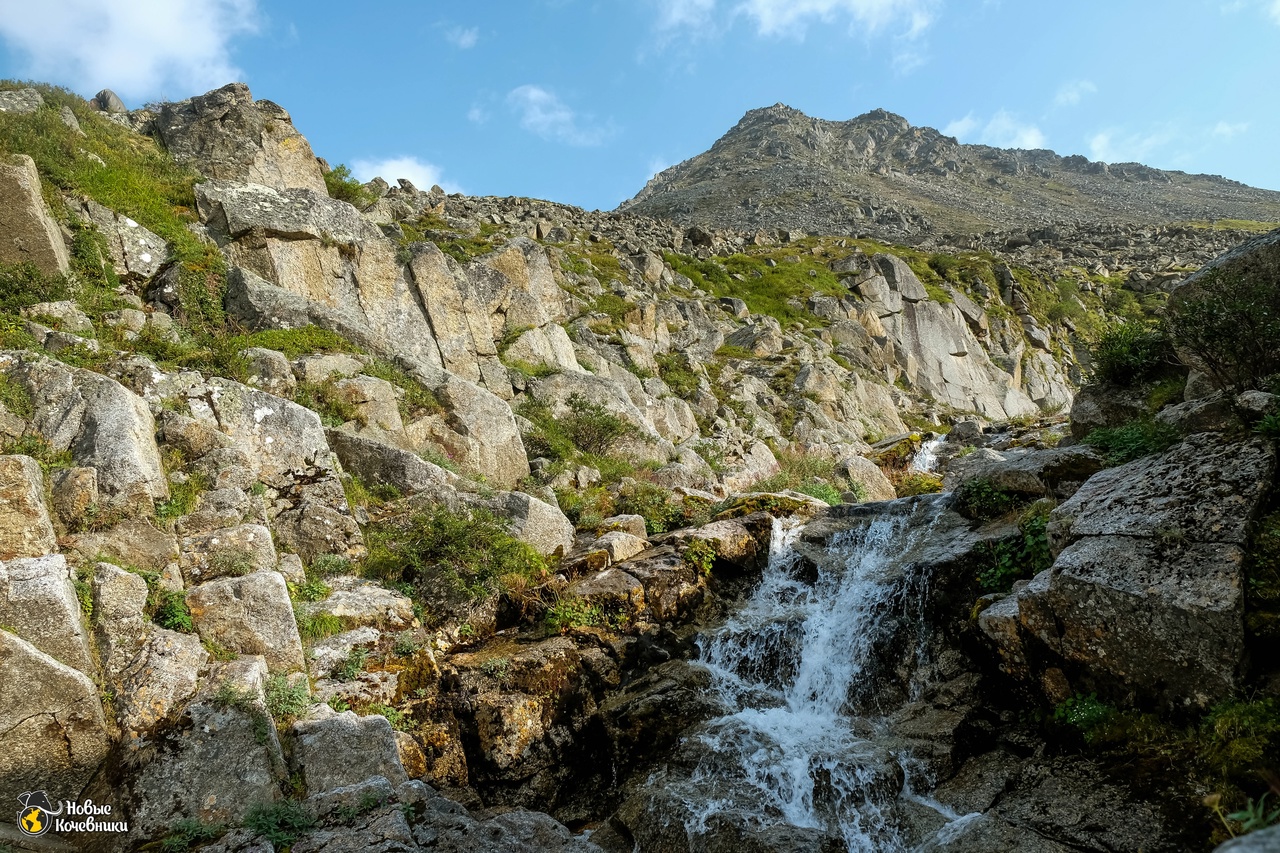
<box><xmin>909</xmin><ymin>436</ymin><xmax>946</xmax><ymax>474</ymax></box>
<box><xmin>670</xmin><ymin>506</ymin><xmax>960</xmax><ymax>851</ymax></box>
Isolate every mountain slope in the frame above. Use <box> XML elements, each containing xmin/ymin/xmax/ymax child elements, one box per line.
<box><xmin>618</xmin><ymin>104</ymin><xmax>1280</xmax><ymax>242</ymax></box>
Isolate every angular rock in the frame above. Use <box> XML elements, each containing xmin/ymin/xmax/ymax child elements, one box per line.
<box><xmin>241</xmin><ymin>346</ymin><xmax>297</xmax><ymax>398</ymax></box>
<box><xmin>0</xmin><ymin>154</ymin><xmax>70</xmax><ymax>274</ymax></box>
<box><xmin>179</xmin><ymin>523</ymin><xmax>278</xmax><ymax>584</ymax></box>
<box><xmin>91</xmin><ymin>561</ymin><xmax>150</xmax><ymax>680</ymax></box>
<box><xmin>301</xmin><ymin>576</ymin><xmax>415</xmax><ymax>631</ymax></box>
<box><xmin>481</xmin><ymin>490</ymin><xmax>576</xmax><ymax>557</ymax></box>
<box><xmin>64</xmin><ymin>517</ymin><xmax>180</xmax><ymax>573</ymax></box>
<box><xmin>0</xmin><ymin>629</ymin><xmax>110</xmax><ymax>797</ymax></box>
<box><xmin>0</xmin><ymin>554</ymin><xmax>95</xmax><ymax>675</ymax></box>
<box><xmin>837</xmin><ymin>455</ymin><xmax>897</xmax><ymax>502</ymax></box>
<box><xmin>116</xmin><ymin>628</ymin><xmax>209</xmax><ymax>736</ymax></box>
<box><xmin>291</xmin><ymin>707</ymin><xmax>409</xmax><ymax>793</ymax></box>
<box><xmin>0</xmin><ymin>87</ymin><xmax>43</xmax><ymax>114</ymax></box>
<box><xmin>691</xmin><ymin>519</ymin><xmax>759</xmax><ymax>570</ymax></box>
<box><xmin>0</xmin><ymin>454</ymin><xmax>56</xmax><ymax>559</ymax></box>
<box><xmin>592</xmin><ymin>530</ymin><xmax>649</xmax><ymax>564</ymax></box>
<box><xmin>326</xmin><ymin>428</ymin><xmax>463</xmax><ymax>507</ymax></box>
<box><xmin>154</xmin><ymin>82</ymin><xmax>327</xmax><ymax>193</ymax></box>
<box><xmin>187</xmin><ymin>570</ymin><xmax>306</xmax><ymax>673</ymax></box>
<box><xmin>599</xmin><ymin>514</ymin><xmax>648</xmax><ymax>539</ymax></box>
<box><xmin>74</xmin><ymin>197</ymin><xmax>169</xmax><ymax>281</ymax></box>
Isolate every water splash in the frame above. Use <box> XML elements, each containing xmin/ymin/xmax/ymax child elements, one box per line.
<box><xmin>909</xmin><ymin>436</ymin><xmax>946</xmax><ymax>474</ymax></box>
<box><xmin>681</xmin><ymin>510</ymin><xmax>945</xmax><ymax>850</ymax></box>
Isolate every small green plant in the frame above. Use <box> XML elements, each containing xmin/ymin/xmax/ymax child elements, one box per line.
<box><xmin>209</xmin><ymin>547</ymin><xmax>256</xmax><ymax>577</ymax></box>
<box><xmin>243</xmin><ymin>800</ymin><xmax>316</xmax><ymax>850</ymax></box>
<box><xmin>545</xmin><ymin>596</ymin><xmax>602</xmax><ymax>633</ymax></box>
<box><xmin>977</xmin><ymin>504</ymin><xmax>1053</xmax><ymax>593</ymax></box>
<box><xmin>311</xmin><ymin>554</ymin><xmax>352</xmax><ymax>577</ymax></box>
<box><xmin>1089</xmin><ymin>321</ymin><xmax>1175</xmax><ymax>386</ymax></box>
<box><xmin>954</xmin><ymin>478</ymin><xmax>1020</xmax><ymax>521</ymax></box>
<box><xmin>656</xmin><ymin>352</ymin><xmax>701</xmax><ymax>398</ymax></box>
<box><xmin>160</xmin><ymin>818</ymin><xmax>225</xmax><ymax>852</ymax></box>
<box><xmin>0</xmin><ymin>433</ymin><xmax>74</xmax><ymax>473</ymax></box>
<box><xmin>294</xmin><ymin>378</ymin><xmax>362</xmax><ymax>427</ymax></box>
<box><xmin>155</xmin><ymin>472</ymin><xmax>208</xmax><ymax>524</ymax></box>
<box><xmin>152</xmin><ymin>589</ymin><xmax>194</xmax><ymax>633</ymax></box>
<box><xmin>1228</xmin><ymin>794</ymin><xmax>1280</xmax><ymax>835</ymax></box>
<box><xmin>683</xmin><ymin>538</ymin><xmax>717</xmax><ymax>576</ymax></box>
<box><xmin>334</xmin><ymin>646</ymin><xmax>369</xmax><ymax>682</ymax></box>
<box><xmin>1167</xmin><ymin>268</ymin><xmax>1280</xmax><ymax>390</ymax></box>
<box><xmin>292</xmin><ymin>577</ymin><xmax>331</xmax><ymax>602</ymax></box>
<box><xmin>323</xmin><ymin>164</ymin><xmax>377</xmax><ymax>209</ymax></box>
<box><xmin>1255</xmin><ymin>413</ymin><xmax>1280</xmax><ymax>440</ymax></box>
<box><xmin>264</xmin><ymin>675</ymin><xmax>310</xmax><ymax>723</ymax></box>
<box><xmin>479</xmin><ymin>656</ymin><xmax>510</xmax><ymax>681</ymax></box>
<box><xmin>294</xmin><ymin>609</ymin><xmax>343</xmax><ymax>642</ymax></box>
<box><xmin>392</xmin><ymin>630</ymin><xmax>421</xmax><ymax>657</ymax></box>
<box><xmin>367</xmin><ymin>703</ymin><xmax>412</xmax><ymax>731</ymax></box>
<box><xmin>1081</xmin><ymin>419</ymin><xmax>1180</xmax><ymax>466</ymax></box>
<box><xmin>211</xmin><ymin>682</ymin><xmax>257</xmax><ymax>712</ymax></box>
<box><xmin>327</xmin><ymin>696</ymin><xmax>350</xmax><ymax>713</ymax></box>
<box><xmin>1053</xmin><ymin>693</ymin><xmax>1115</xmax><ymax>739</ymax></box>
<box><xmin>0</xmin><ymin>373</ymin><xmax>34</xmax><ymax>420</ymax></box>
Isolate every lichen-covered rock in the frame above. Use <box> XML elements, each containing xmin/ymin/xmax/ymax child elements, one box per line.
<box><xmin>74</xmin><ymin>197</ymin><xmax>169</xmax><ymax>281</ymax></box>
<box><xmin>691</xmin><ymin>519</ymin><xmax>759</xmax><ymax>570</ymax></box>
<box><xmin>115</xmin><ymin>628</ymin><xmax>208</xmax><ymax>736</ymax></box>
<box><xmin>0</xmin><ymin>454</ymin><xmax>56</xmax><ymax>559</ymax></box>
<box><xmin>241</xmin><ymin>346</ymin><xmax>297</xmax><ymax>398</ymax></box>
<box><xmin>0</xmin><ymin>629</ymin><xmax>109</xmax><ymax>797</ymax></box>
<box><xmin>188</xmin><ymin>570</ymin><xmax>306</xmax><ymax>673</ymax></box>
<box><xmin>154</xmin><ymin>82</ymin><xmax>327</xmax><ymax>193</ymax></box>
<box><xmin>590</xmin><ymin>530</ymin><xmax>649</xmax><ymax>564</ymax></box>
<box><xmin>64</xmin><ymin>517</ymin><xmax>180</xmax><ymax>573</ymax></box>
<box><xmin>837</xmin><ymin>455</ymin><xmax>897</xmax><ymax>502</ymax></box>
<box><xmin>291</xmin><ymin>707</ymin><xmax>409</xmax><ymax>792</ymax></box>
<box><xmin>0</xmin><ymin>153</ymin><xmax>70</xmax><ymax>274</ymax></box>
<box><xmin>0</xmin><ymin>553</ymin><xmax>95</xmax><ymax>675</ymax></box>
<box><xmin>302</xmin><ymin>576</ymin><xmax>415</xmax><ymax>631</ymax></box>
<box><xmin>91</xmin><ymin>561</ymin><xmax>150</xmax><ymax>680</ymax></box>
<box><xmin>179</xmin><ymin>523</ymin><xmax>278</xmax><ymax>584</ymax></box>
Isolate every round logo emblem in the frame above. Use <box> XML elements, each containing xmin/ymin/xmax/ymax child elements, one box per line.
<box><xmin>16</xmin><ymin>791</ymin><xmax>61</xmax><ymax>837</ymax></box>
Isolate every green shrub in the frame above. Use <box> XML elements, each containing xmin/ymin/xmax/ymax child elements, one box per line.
<box><xmin>152</xmin><ymin>589</ymin><xmax>193</xmax><ymax>633</ymax></box>
<box><xmin>311</xmin><ymin>554</ymin><xmax>352</xmax><ymax>577</ymax></box>
<box><xmin>323</xmin><ymin>164</ymin><xmax>377</xmax><ymax>209</ymax></box>
<box><xmin>334</xmin><ymin>646</ymin><xmax>369</xmax><ymax>682</ymax></box>
<box><xmin>292</xmin><ymin>577</ymin><xmax>331</xmax><ymax>603</ymax></box>
<box><xmin>1168</xmin><ymin>268</ymin><xmax>1280</xmax><ymax>390</ymax></box>
<box><xmin>1054</xmin><ymin>693</ymin><xmax>1116</xmax><ymax>740</ymax></box>
<box><xmin>977</xmin><ymin>504</ymin><xmax>1053</xmax><ymax>592</ymax></box>
<box><xmin>954</xmin><ymin>478</ymin><xmax>1020</xmax><ymax>520</ymax></box>
<box><xmin>243</xmin><ymin>800</ymin><xmax>315</xmax><ymax>850</ymax></box>
<box><xmin>155</xmin><ymin>472</ymin><xmax>208</xmax><ymax>524</ymax></box>
<box><xmin>545</xmin><ymin>596</ymin><xmax>602</xmax><ymax>633</ymax></box>
<box><xmin>367</xmin><ymin>703</ymin><xmax>412</xmax><ymax>731</ymax></box>
<box><xmin>293</xmin><ymin>379</ymin><xmax>362</xmax><ymax>427</ymax></box>
<box><xmin>1254</xmin><ymin>412</ymin><xmax>1280</xmax><ymax>440</ymax></box>
<box><xmin>160</xmin><ymin>818</ymin><xmax>225</xmax><ymax>852</ymax></box>
<box><xmin>656</xmin><ymin>352</ymin><xmax>700</xmax><ymax>399</ymax></box>
<box><xmin>264</xmin><ymin>675</ymin><xmax>310</xmax><ymax>722</ymax></box>
<box><xmin>519</xmin><ymin>395</ymin><xmax>642</xmax><ymax>461</ymax></box>
<box><xmin>1081</xmin><ymin>419</ymin><xmax>1180</xmax><ymax>465</ymax></box>
<box><xmin>1090</xmin><ymin>321</ymin><xmax>1175</xmax><ymax>386</ymax></box>
<box><xmin>363</xmin><ymin>505</ymin><xmax>547</xmax><ymax>608</ymax></box>
<box><xmin>683</xmin><ymin>539</ymin><xmax>717</xmax><ymax>576</ymax></box>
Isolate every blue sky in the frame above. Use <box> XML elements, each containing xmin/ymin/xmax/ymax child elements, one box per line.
<box><xmin>1</xmin><ymin>1</ymin><xmax>1277</xmax><ymax>211</ymax></box>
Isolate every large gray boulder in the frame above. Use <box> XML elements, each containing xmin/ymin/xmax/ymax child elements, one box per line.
<box><xmin>84</xmin><ymin>657</ymin><xmax>287</xmax><ymax>848</ymax></box>
<box><xmin>0</xmin><ymin>154</ymin><xmax>70</xmax><ymax>275</ymax></box>
<box><xmin>325</xmin><ymin>428</ymin><xmax>463</xmax><ymax>507</ymax></box>
<box><xmin>0</xmin><ymin>454</ymin><xmax>57</xmax><ymax>559</ymax></box>
<box><xmin>3</xmin><ymin>353</ymin><xmax>169</xmax><ymax>510</ymax></box>
<box><xmin>187</xmin><ymin>570</ymin><xmax>305</xmax><ymax>673</ymax></box>
<box><xmin>291</xmin><ymin>707</ymin><xmax>409</xmax><ymax>793</ymax></box>
<box><xmin>115</xmin><ymin>628</ymin><xmax>208</xmax><ymax>737</ymax></box>
<box><xmin>154</xmin><ymin>82</ymin><xmax>327</xmax><ymax>193</ymax></box>
<box><xmin>982</xmin><ymin>433</ymin><xmax>1274</xmax><ymax>708</ymax></box>
<box><xmin>0</xmin><ymin>629</ymin><xmax>110</xmax><ymax>797</ymax></box>
<box><xmin>91</xmin><ymin>561</ymin><xmax>150</xmax><ymax>681</ymax></box>
<box><xmin>0</xmin><ymin>554</ymin><xmax>95</xmax><ymax>676</ymax></box>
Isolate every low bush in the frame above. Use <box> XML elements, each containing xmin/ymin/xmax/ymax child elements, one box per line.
<box><xmin>151</xmin><ymin>588</ymin><xmax>193</xmax><ymax>633</ymax></box>
<box><xmin>977</xmin><ymin>503</ymin><xmax>1053</xmax><ymax>592</ymax></box>
<box><xmin>1167</xmin><ymin>268</ymin><xmax>1280</xmax><ymax>390</ymax></box>
<box><xmin>323</xmin><ymin>164</ymin><xmax>377</xmax><ymax>209</ymax></box>
<box><xmin>519</xmin><ymin>395</ymin><xmax>642</xmax><ymax>461</ymax></box>
<box><xmin>264</xmin><ymin>675</ymin><xmax>310</xmax><ymax>722</ymax></box>
<box><xmin>1081</xmin><ymin>419</ymin><xmax>1180</xmax><ymax>466</ymax></box>
<box><xmin>954</xmin><ymin>478</ymin><xmax>1020</xmax><ymax>521</ymax></box>
<box><xmin>243</xmin><ymin>800</ymin><xmax>315</xmax><ymax>849</ymax></box>
<box><xmin>545</xmin><ymin>596</ymin><xmax>602</xmax><ymax>633</ymax></box>
<box><xmin>1089</xmin><ymin>321</ymin><xmax>1175</xmax><ymax>386</ymax></box>
<box><xmin>160</xmin><ymin>818</ymin><xmax>225</xmax><ymax>852</ymax></box>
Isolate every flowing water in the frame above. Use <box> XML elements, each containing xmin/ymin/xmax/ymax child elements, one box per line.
<box><xmin>909</xmin><ymin>436</ymin><xmax>947</xmax><ymax>474</ymax></box>
<box><xmin>674</xmin><ymin>506</ymin><xmax>966</xmax><ymax>851</ymax></box>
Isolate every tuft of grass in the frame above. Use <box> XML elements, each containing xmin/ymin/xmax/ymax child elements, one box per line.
<box><xmin>655</xmin><ymin>352</ymin><xmax>700</xmax><ymax>399</ymax></box>
<box><xmin>160</xmin><ymin>818</ymin><xmax>225</xmax><ymax>853</ymax></box>
<box><xmin>155</xmin><ymin>472</ymin><xmax>207</xmax><ymax>524</ymax></box>
<box><xmin>1090</xmin><ymin>321</ymin><xmax>1176</xmax><ymax>386</ymax></box>
<box><xmin>753</xmin><ymin>448</ymin><xmax>850</xmax><ymax>507</ymax></box>
<box><xmin>1081</xmin><ymin>419</ymin><xmax>1180</xmax><ymax>466</ymax></box>
<box><xmin>333</xmin><ymin>646</ymin><xmax>369</xmax><ymax>682</ymax></box>
<box><xmin>295</xmin><ymin>608</ymin><xmax>343</xmax><ymax>642</ymax></box>
<box><xmin>242</xmin><ymin>800</ymin><xmax>316</xmax><ymax>850</ymax></box>
<box><xmin>361</xmin><ymin>359</ymin><xmax>443</xmax><ymax>420</ymax></box>
<box><xmin>0</xmin><ymin>433</ymin><xmax>74</xmax><ymax>473</ymax></box>
<box><xmin>293</xmin><ymin>378</ymin><xmax>362</xmax><ymax>428</ymax></box>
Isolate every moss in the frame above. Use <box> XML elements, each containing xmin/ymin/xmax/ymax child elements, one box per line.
<box><xmin>232</xmin><ymin>326</ymin><xmax>360</xmax><ymax>359</ymax></box>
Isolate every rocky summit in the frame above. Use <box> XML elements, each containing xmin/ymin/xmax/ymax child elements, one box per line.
<box><xmin>0</xmin><ymin>80</ymin><xmax>1278</xmax><ymax>853</ymax></box>
<box><xmin>620</xmin><ymin>103</ymin><xmax>1280</xmax><ymax>243</ymax></box>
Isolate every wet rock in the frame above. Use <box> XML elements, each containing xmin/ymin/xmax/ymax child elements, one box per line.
<box><xmin>944</xmin><ymin>444</ymin><xmax>1105</xmax><ymax>498</ymax></box>
<box><xmin>691</xmin><ymin>519</ymin><xmax>759</xmax><ymax>570</ymax></box>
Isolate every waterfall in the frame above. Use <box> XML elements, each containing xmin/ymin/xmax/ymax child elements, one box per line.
<box><xmin>676</xmin><ymin>507</ymin><xmax>951</xmax><ymax>851</ymax></box>
<box><xmin>909</xmin><ymin>436</ymin><xmax>946</xmax><ymax>474</ymax></box>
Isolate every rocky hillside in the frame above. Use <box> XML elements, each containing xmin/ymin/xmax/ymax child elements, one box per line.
<box><xmin>0</xmin><ymin>79</ymin><xmax>1277</xmax><ymax>853</ymax></box>
<box><xmin>619</xmin><ymin>104</ymin><xmax>1280</xmax><ymax>242</ymax></box>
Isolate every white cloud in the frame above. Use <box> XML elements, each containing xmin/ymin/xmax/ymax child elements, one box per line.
<box><xmin>734</xmin><ymin>0</ymin><xmax>938</xmax><ymax>38</ymax></box>
<box><xmin>445</xmin><ymin>26</ymin><xmax>479</xmax><ymax>49</ymax></box>
<box><xmin>647</xmin><ymin>157</ymin><xmax>672</xmax><ymax>179</ymax></box>
<box><xmin>1054</xmin><ymin>79</ymin><xmax>1097</xmax><ymax>107</ymax></box>
<box><xmin>467</xmin><ymin>104</ymin><xmax>489</xmax><ymax>124</ymax></box>
<box><xmin>1270</xmin><ymin>0</ymin><xmax>1280</xmax><ymax>23</ymax></box>
<box><xmin>1212</xmin><ymin>120</ymin><xmax>1250</xmax><ymax>139</ymax></box>
<box><xmin>506</xmin><ymin>85</ymin><xmax>614</xmax><ymax>147</ymax></box>
<box><xmin>943</xmin><ymin>113</ymin><xmax>978</xmax><ymax>139</ymax></box>
<box><xmin>946</xmin><ymin>110</ymin><xmax>1045</xmax><ymax>149</ymax></box>
<box><xmin>1088</xmin><ymin>128</ymin><xmax>1173</xmax><ymax>164</ymax></box>
<box><xmin>653</xmin><ymin>0</ymin><xmax>717</xmax><ymax>30</ymax></box>
<box><xmin>0</xmin><ymin>0</ymin><xmax>260</xmax><ymax>102</ymax></box>
<box><xmin>351</xmin><ymin>156</ymin><xmax>462</xmax><ymax>194</ymax></box>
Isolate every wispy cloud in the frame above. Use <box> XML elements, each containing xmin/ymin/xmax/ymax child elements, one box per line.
<box><xmin>1054</xmin><ymin>79</ymin><xmax>1097</xmax><ymax>107</ymax></box>
<box><xmin>1088</xmin><ymin>128</ymin><xmax>1174</xmax><ymax>164</ymax></box>
<box><xmin>647</xmin><ymin>156</ymin><xmax>672</xmax><ymax>179</ymax></box>
<box><xmin>1270</xmin><ymin>0</ymin><xmax>1280</xmax><ymax>23</ymax></box>
<box><xmin>445</xmin><ymin>25</ymin><xmax>479</xmax><ymax>49</ymax></box>
<box><xmin>0</xmin><ymin>0</ymin><xmax>260</xmax><ymax>101</ymax></box>
<box><xmin>734</xmin><ymin>0</ymin><xmax>937</xmax><ymax>38</ymax></box>
<box><xmin>467</xmin><ymin>104</ymin><xmax>489</xmax><ymax>124</ymax></box>
<box><xmin>351</xmin><ymin>156</ymin><xmax>462</xmax><ymax>194</ymax></box>
<box><xmin>1212</xmin><ymin>120</ymin><xmax>1250</xmax><ymax>140</ymax></box>
<box><xmin>506</xmin><ymin>85</ymin><xmax>615</xmax><ymax>147</ymax></box>
<box><xmin>653</xmin><ymin>0</ymin><xmax>717</xmax><ymax>31</ymax></box>
<box><xmin>945</xmin><ymin>110</ymin><xmax>1045</xmax><ymax>149</ymax></box>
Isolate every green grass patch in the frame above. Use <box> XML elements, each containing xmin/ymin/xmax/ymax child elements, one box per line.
<box><xmin>752</xmin><ymin>449</ymin><xmax>852</xmax><ymax>507</ymax></box>
<box><xmin>232</xmin><ymin>326</ymin><xmax>360</xmax><ymax>359</ymax></box>
<box><xmin>264</xmin><ymin>675</ymin><xmax>310</xmax><ymax>723</ymax></box>
<box><xmin>1090</xmin><ymin>321</ymin><xmax>1176</xmax><ymax>386</ymax></box>
<box><xmin>243</xmin><ymin>800</ymin><xmax>316</xmax><ymax>850</ymax></box>
<box><xmin>361</xmin><ymin>359</ymin><xmax>444</xmax><ymax>420</ymax></box>
<box><xmin>152</xmin><ymin>588</ymin><xmax>194</xmax><ymax>633</ymax></box>
<box><xmin>160</xmin><ymin>818</ymin><xmax>226</xmax><ymax>853</ymax></box>
<box><xmin>1081</xmin><ymin>419</ymin><xmax>1180</xmax><ymax>466</ymax></box>
<box><xmin>545</xmin><ymin>595</ymin><xmax>603</xmax><ymax>633</ymax></box>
